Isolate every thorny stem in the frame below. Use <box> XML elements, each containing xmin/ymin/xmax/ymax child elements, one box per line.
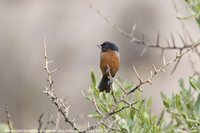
<box><xmin>43</xmin><ymin>39</ymin><xmax>81</xmax><ymax>132</ymax></box>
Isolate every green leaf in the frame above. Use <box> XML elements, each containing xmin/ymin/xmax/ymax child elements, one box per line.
<box><xmin>93</xmin><ymin>86</ymin><xmax>99</xmax><ymax>97</ymax></box>
<box><xmin>163</xmin><ymin>99</ymin><xmax>170</xmax><ymax>109</ymax></box>
<box><xmin>194</xmin><ymin>94</ymin><xmax>200</xmax><ymax>115</ymax></box>
<box><xmin>85</xmin><ymin>95</ymin><xmax>93</xmax><ymax>101</ymax></box>
<box><xmin>98</xmin><ymin>102</ymin><xmax>109</xmax><ymax>113</ymax></box>
<box><xmin>130</xmin><ymin>108</ymin><xmax>136</xmax><ymax>120</ymax></box>
<box><xmin>181</xmin><ymin>112</ymin><xmax>187</xmax><ymax>119</ymax></box>
<box><xmin>127</xmin><ymin>120</ymin><xmax>135</xmax><ymax>133</ymax></box>
<box><xmin>175</xmin><ymin>94</ymin><xmax>182</xmax><ymax>112</ymax></box>
<box><xmin>90</xmin><ymin>70</ymin><xmax>96</xmax><ymax>87</ymax></box>
<box><xmin>189</xmin><ymin>77</ymin><xmax>198</xmax><ymax>90</ymax></box>
<box><xmin>116</xmin><ymin>114</ymin><xmax>129</xmax><ymax>132</ymax></box>
<box><xmin>142</xmin><ymin>112</ymin><xmax>150</xmax><ymax>124</ymax></box>
<box><xmin>88</xmin><ymin>111</ymin><xmax>103</xmax><ymax>119</ymax></box>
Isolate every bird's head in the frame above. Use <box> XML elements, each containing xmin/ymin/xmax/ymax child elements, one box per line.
<box><xmin>97</xmin><ymin>41</ymin><xmax>119</xmax><ymax>52</ymax></box>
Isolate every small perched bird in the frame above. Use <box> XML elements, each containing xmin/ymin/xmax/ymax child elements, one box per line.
<box><xmin>97</xmin><ymin>41</ymin><xmax>120</xmax><ymax>93</ymax></box>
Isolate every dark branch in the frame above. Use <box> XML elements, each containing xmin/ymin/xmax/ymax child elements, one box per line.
<box><xmin>38</xmin><ymin>113</ymin><xmax>44</xmax><ymax>133</ymax></box>
<box><xmin>5</xmin><ymin>105</ymin><xmax>12</xmax><ymax>133</ymax></box>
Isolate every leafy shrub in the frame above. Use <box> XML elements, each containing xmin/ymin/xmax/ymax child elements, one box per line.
<box><xmin>87</xmin><ymin>71</ymin><xmax>200</xmax><ymax>133</ymax></box>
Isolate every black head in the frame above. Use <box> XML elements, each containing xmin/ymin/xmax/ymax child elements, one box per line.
<box><xmin>99</xmin><ymin>41</ymin><xmax>119</xmax><ymax>52</ymax></box>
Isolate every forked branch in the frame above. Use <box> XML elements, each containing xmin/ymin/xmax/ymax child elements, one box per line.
<box><xmin>42</xmin><ymin>39</ymin><xmax>81</xmax><ymax>132</ymax></box>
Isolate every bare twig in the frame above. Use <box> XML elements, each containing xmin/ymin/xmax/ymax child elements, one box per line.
<box><xmin>38</xmin><ymin>113</ymin><xmax>44</xmax><ymax>133</ymax></box>
<box><xmin>128</xmin><ymin>42</ymin><xmax>200</xmax><ymax>95</ymax></box>
<box><xmin>92</xmin><ymin>98</ymin><xmax>104</xmax><ymax>118</ymax></box>
<box><xmin>5</xmin><ymin>105</ymin><xmax>12</xmax><ymax>133</ymax></box>
<box><xmin>42</xmin><ymin>39</ymin><xmax>81</xmax><ymax>132</ymax></box>
<box><xmin>42</xmin><ymin>115</ymin><xmax>55</xmax><ymax>133</ymax></box>
<box><xmin>115</xmin><ymin>78</ymin><xmax>127</xmax><ymax>94</ymax></box>
<box><xmin>111</xmin><ymin>90</ymin><xmax>117</xmax><ymax>103</ymax></box>
<box><xmin>133</xmin><ymin>65</ymin><xmax>142</xmax><ymax>84</ymax></box>
<box><xmin>178</xmin><ymin>33</ymin><xmax>188</xmax><ymax>46</ymax></box>
<box><xmin>89</xmin><ymin>4</ymin><xmax>191</xmax><ymax>50</ymax></box>
<box><xmin>170</xmin><ymin>0</ymin><xmax>200</xmax><ymax>74</ymax></box>
<box><xmin>170</xmin><ymin>33</ymin><xmax>176</xmax><ymax>48</ymax></box>
<box><xmin>170</xmin><ymin>54</ymin><xmax>182</xmax><ymax>74</ymax></box>
<box><xmin>127</xmin><ymin>66</ymin><xmax>151</xmax><ymax>94</ymax></box>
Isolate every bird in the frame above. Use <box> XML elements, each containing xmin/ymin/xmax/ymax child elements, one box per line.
<box><xmin>97</xmin><ymin>41</ymin><xmax>120</xmax><ymax>93</ymax></box>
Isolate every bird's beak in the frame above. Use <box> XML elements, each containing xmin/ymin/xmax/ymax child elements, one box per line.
<box><xmin>96</xmin><ymin>45</ymin><xmax>101</xmax><ymax>49</ymax></box>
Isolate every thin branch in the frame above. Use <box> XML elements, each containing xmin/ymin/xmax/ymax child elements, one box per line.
<box><xmin>111</xmin><ymin>90</ymin><xmax>117</xmax><ymax>103</ymax></box>
<box><xmin>156</xmin><ymin>32</ymin><xmax>160</xmax><ymax>47</ymax></box>
<box><xmin>42</xmin><ymin>115</ymin><xmax>55</xmax><ymax>133</ymax></box>
<box><xmin>115</xmin><ymin>78</ymin><xmax>127</xmax><ymax>94</ymax></box>
<box><xmin>178</xmin><ymin>33</ymin><xmax>188</xmax><ymax>46</ymax></box>
<box><xmin>132</xmin><ymin>65</ymin><xmax>142</xmax><ymax>84</ymax></box>
<box><xmin>89</xmin><ymin>4</ymin><xmax>192</xmax><ymax>51</ymax></box>
<box><xmin>38</xmin><ymin>113</ymin><xmax>44</xmax><ymax>133</ymax></box>
<box><xmin>127</xmin><ymin>42</ymin><xmax>200</xmax><ymax>95</ymax></box>
<box><xmin>170</xmin><ymin>32</ymin><xmax>176</xmax><ymax>48</ymax></box>
<box><xmin>140</xmin><ymin>46</ymin><xmax>148</xmax><ymax>56</ymax></box>
<box><xmin>171</xmin><ymin>0</ymin><xmax>186</xmax><ymax>30</ymax></box>
<box><xmin>170</xmin><ymin>53</ymin><xmax>182</xmax><ymax>74</ymax></box>
<box><xmin>127</xmin><ymin>65</ymin><xmax>151</xmax><ymax>94</ymax></box>
<box><xmin>92</xmin><ymin>98</ymin><xmax>104</xmax><ymax>118</ymax></box>
<box><xmin>55</xmin><ymin>112</ymin><xmax>61</xmax><ymax>132</ymax></box>
<box><xmin>5</xmin><ymin>105</ymin><xmax>12</xmax><ymax>133</ymax></box>
<box><xmin>42</xmin><ymin>39</ymin><xmax>81</xmax><ymax>132</ymax></box>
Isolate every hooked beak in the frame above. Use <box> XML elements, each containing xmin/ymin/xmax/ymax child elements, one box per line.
<box><xmin>96</xmin><ymin>45</ymin><xmax>101</xmax><ymax>49</ymax></box>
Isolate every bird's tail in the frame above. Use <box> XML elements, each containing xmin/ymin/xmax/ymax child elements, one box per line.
<box><xmin>98</xmin><ymin>75</ymin><xmax>112</xmax><ymax>93</ymax></box>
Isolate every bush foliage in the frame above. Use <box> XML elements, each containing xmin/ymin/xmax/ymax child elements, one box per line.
<box><xmin>87</xmin><ymin>71</ymin><xmax>200</xmax><ymax>132</ymax></box>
